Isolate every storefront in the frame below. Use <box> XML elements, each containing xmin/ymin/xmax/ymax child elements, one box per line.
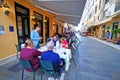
<box><xmin>0</xmin><ymin>0</ymin><xmax>64</xmax><ymax>60</ymax></box>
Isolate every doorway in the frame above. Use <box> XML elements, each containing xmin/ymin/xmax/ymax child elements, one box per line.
<box><xmin>56</xmin><ymin>24</ymin><xmax>58</xmax><ymax>33</ymax></box>
<box><xmin>111</xmin><ymin>22</ymin><xmax>119</xmax><ymax>39</ymax></box>
<box><xmin>32</xmin><ymin>11</ymin><xmax>43</xmax><ymax>43</ymax></box>
<box><xmin>102</xmin><ymin>24</ymin><xmax>106</xmax><ymax>39</ymax></box>
<box><xmin>45</xmin><ymin>17</ymin><xmax>49</xmax><ymax>42</ymax></box>
<box><xmin>15</xmin><ymin>3</ymin><xmax>30</xmax><ymax>45</ymax></box>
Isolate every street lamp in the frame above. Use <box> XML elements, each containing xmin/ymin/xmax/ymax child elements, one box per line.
<box><xmin>0</xmin><ymin>0</ymin><xmax>10</xmax><ymax>15</ymax></box>
<box><xmin>3</xmin><ymin>3</ymin><xmax>10</xmax><ymax>15</ymax></box>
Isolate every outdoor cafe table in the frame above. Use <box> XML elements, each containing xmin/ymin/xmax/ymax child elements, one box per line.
<box><xmin>38</xmin><ymin>46</ymin><xmax>72</xmax><ymax>71</ymax></box>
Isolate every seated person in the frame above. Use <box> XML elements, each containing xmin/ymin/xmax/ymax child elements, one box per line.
<box><xmin>52</xmin><ymin>35</ymin><xmax>60</xmax><ymax>48</ymax></box>
<box><xmin>20</xmin><ymin>39</ymin><xmax>42</xmax><ymax>72</ymax></box>
<box><xmin>113</xmin><ymin>39</ymin><xmax>120</xmax><ymax>44</ymax></box>
<box><xmin>60</xmin><ymin>37</ymin><xmax>68</xmax><ymax>49</ymax></box>
<box><xmin>41</xmin><ymin>41</ymin><xmax>64</xmax><ymax>74</ymax></box>
<box><xmin>116</xmin><ymin>40</ymin><xmax>120</xmax><ymax>45</ymax></box>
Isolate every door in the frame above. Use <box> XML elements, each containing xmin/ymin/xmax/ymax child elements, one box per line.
<box><xmin>102</xmin><ymin>24</ymin><xmax>106</xmax><ymax>38</ymax></box>
<box><xmin>16</xmin><ymin>14</ymin><xmax>30</xmax><ymax>44</ymax></box>
<box><xmin>32</xmin><ymin>11</ymin><xmax>43</xmax><ymax>43</ymax></box>
<box><xmin>45</xmin><ymin>17</ymin><xmax>49</xmax><ymax>42</ymax></box>
<box><xmin>111</xmin><ymin>22</ymin><xmax>119</xmax><ymax>39</ymax></box>
<box><xmin>15</xmin><ymin>3</ymin><xmax>30</xmax><ymax>45</ymax></box>
<box><xmin>56</xmin><ymin>24</ymin><xmax>58</xmax><ymax>33</ymax></box>
<box><xmin>33</xmin><ymin>20</ymin><xmax>43</xmax><ymax>43</ymax></box>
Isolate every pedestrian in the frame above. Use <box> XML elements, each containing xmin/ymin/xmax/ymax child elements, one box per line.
<box><xmin>106</xmin><ymin>30</ymin><xmax>110</xmax><ymax>41</ymax></box>
<box><xmin>30</xmin><ymin>26</ymin><xmax>42</xmax><ymax>49</ymax></box>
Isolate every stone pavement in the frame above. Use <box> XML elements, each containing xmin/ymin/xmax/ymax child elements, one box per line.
<box><xmin>0</xmin><ymin>34</ymin><xmax>120</xmax><ymax>80</ymax></box>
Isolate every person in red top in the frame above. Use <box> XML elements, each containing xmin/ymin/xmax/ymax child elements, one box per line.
<box><xmin>20</xmin><ymin>39</ymin><xmax>42</xmax><ymax>72</ymax></box>
<box><xmin>60</xmin><ymin>37</ymin><xmax>68</xmax><ymax>49</ymax></box>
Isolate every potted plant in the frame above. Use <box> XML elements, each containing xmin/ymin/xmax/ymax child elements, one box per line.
<box><xmin>106</xmin><ymin>26</ymin><xmax>110</xmax><ymax>30</ymax></box>
<box><xmin>112</xmin><ymin>28</ymin><xmax>120</xmax><ymax>34</ymax></box>
<box><xmin>117</xmin><ymin>28</ymin><xmax>120</xmax><ymax>33</ymax></box>
<box><xmin>111</xmin><ymin>28</ymin><xmax>120</xmax><ymax>38</ymax></box>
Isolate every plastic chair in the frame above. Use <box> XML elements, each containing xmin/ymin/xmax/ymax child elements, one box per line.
<box><xmin>47</xmin><ymin>38</ymin><xmax>52</xmax><ymax>42</ymax></box>
<box><xmin>19</xmin><ymin>59</ymin><xmax>36</xmax><ymax>80</ymax></box>
<box><xmin>40</xmin><ymin>60</ymin><xmax>57</xmax><ymax>80</ymax></box>
<box><xmin>15</xmin><ymin>44</ymin><xmax>21</xmax><ymax>59</ymax></box>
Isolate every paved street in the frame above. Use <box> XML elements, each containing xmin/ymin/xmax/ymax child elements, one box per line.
<box><xmin>0</xmin><ymin>34</ymin><xmax>120</xmax><ymax>80</ymax></box>
<box><xmin>65</xmin><ymin>34</ymin><xmax>120</xmax><ymax>80</ymax></box>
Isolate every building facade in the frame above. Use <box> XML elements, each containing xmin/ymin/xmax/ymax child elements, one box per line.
<box><xmin>0</xmin><ymin>0</ymin><xmax>64</xmax><ymax>60</ymax></box>
<box><xmin>80</xmin><ymin>0</ymin><xmax>120</xmax><ymax>39</ymax></box>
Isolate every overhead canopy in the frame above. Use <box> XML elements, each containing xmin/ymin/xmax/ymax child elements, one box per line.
<box><xmin>30</xmin><ymin>0</ymin><xmax>86</xmax><ymax>26</ymax></box>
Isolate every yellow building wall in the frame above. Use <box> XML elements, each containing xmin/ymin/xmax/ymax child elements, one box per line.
<box><xmin>49</xmin><ymin>15</ymin><xmax>56</xmax><ymax>37</ymax></box>
<box><xmin>95</xmin><ymin>15</ymin><xmax>120</xmax><ymax>40</ymax></box>
<box><xmin>58</xmin><ymin>27</ymin><xmax>63</xmax><ymax>34</ymax></box>
<box><xmin>112</xmin><ymin>15</ymin><xmax>120</xmax><ymax>23</ymax></box>
<box><xmin>0</xmin><ymin>0</ymin><xmax>55</xmax><ymax>59</ymax></box>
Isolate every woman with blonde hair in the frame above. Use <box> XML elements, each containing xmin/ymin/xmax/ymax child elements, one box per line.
<box><xmin>20</xmin><ymin>39</ymin><xmax>42</xmax><ymax>71</ymax></box>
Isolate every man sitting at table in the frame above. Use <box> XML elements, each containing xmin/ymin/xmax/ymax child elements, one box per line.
<box><xmin>20</xmin><ymin>39</ymin><xmax>42</xmax><ymax>72</ymax></box>
<box><xmin>41</xmin><ymin>41</ymin><xmax>64</xmax><ymax>74</ymax></box>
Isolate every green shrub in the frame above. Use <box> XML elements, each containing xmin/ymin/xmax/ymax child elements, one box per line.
<box><xmin>112</xmin><ymin>28</ymin><xmax>120</xmax><ymax>34</ymax></box>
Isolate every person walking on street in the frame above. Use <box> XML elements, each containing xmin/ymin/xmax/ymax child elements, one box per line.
<box><xmin>106</xmin><ymin>30</ymin><xmax>110</xmax><ymax>41</ymax></box>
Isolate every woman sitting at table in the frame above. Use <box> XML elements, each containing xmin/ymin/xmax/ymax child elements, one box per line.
<box><xmin>60</xmin><ymin>37</ymin><xmax>68</xmax><ymax>49</ymax></box>
<box><xmin>20</xmin><ymin>39</ymin><xmax>42</xmax><ymax>72</ymax></box>
<box><xmin>52</xmin><ymin>35</ymin><xmax>60</xmax><ymax>48</ymax></box>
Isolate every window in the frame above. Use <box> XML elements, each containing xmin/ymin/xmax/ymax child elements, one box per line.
<box><xmin>89</xmin><ymin>13</ymin><xmax>92</xmax><ymax>19</ymax></box>
<box><xmin>105</xmin><ymin>0</ymin><xmax>109</xmax><ymax>4</ymax></box>
<box><xmin>33</xmin><ymin>12</ymin><xmax>43</xmax><ymax>21</ymax></box>
<box><xmin>98</xmin><ymin>16</ymin><xmax>99</xmax><ymax>20</ymax></box>
<box><xmin>115</xmin><ymin>2</ymin><xmax>120</xmax><ymax>12</ymax></box>
<box><xmin>95</xmin><ymin>6</ymin><xmax>97</xmax><ymax>13</ymax></box>
<box><xmin>99</xmin><ymin>0</ymin><xmax>101</xmax><ymax>9</ymax></box>
<box><xmin>103</xmin><ymin>10</ymin><xmax>107</xmax><ymax>18</ymax></box>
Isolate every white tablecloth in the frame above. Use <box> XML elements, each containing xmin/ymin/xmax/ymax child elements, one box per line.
<box><xmin>38</xmin><ymin>46</ymin><xmax>72</xmax><ymax>71</ymax></box>
<box><xmin>53</xmin><ymin>48</ymin><xmax>72</xmax><ymax>71</ymax></box>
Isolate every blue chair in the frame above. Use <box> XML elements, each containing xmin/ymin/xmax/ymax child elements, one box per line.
<box><xmin>40</xmin><ymin>60</ymin><xmax>57</xmax><ymax>80</ymax></box>
<box><xmin>19</xmin><ymin>59</ymin><xmax>37</xmax><ymax>80</ymax></box>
